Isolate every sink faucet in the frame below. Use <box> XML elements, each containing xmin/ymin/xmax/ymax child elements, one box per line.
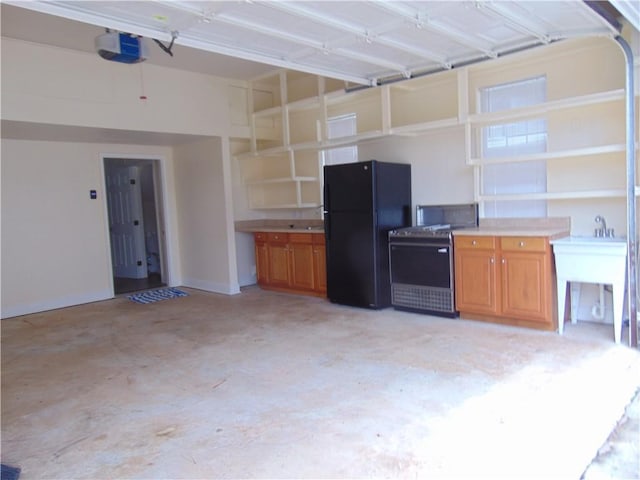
<box><xmin>594</xmin><ymin>215</ymin><xmax>614</xmax><ymax>238</ymax></box>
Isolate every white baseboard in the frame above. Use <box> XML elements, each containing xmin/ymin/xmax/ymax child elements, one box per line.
<box><xmin>1</xmin><ymin>289</ymin><xmax>113</xmax><ymax>319</ymax></box>
<box><xmin>180</xmin><ymin>278</ymin><xmax>240</xmax><ymax>295</ymax></box>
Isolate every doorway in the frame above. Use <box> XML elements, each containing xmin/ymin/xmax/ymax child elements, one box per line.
<box><xmin>104</xmin><ymin>157</ymin><xmax>166</xmax><ymax>294</ymax></box>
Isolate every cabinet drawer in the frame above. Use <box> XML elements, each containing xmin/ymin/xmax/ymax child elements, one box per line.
<box><xmin>254</xmin><ymin>232</ymin><xmax>268</xmax><ymax>242</ymax></box>
<box><xmin>267</xmin><ymin>232</ymin><xmax>288</xmax><ymax>243</ymax></box>
<box><xmin>501</xmin><ymin>236</ymin><xmax>547</xmax><ymax>253</ymax></box>
<box><xmin>288</xmin><ymin>233</ymin><xmax>313</xmax><ymax>244</ymax></box>
<box><xmin>454</xmin><ymin>236</ymin><xmax>496</xmax><ymax>250</ymax></box>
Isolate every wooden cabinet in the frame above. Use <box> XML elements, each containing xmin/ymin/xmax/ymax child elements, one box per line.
<box><xmin>500</xmin><ymin>237</ymin><xmax>552</xmax><ymax>325</ymax></box>
<box><xmin>454</xmin><ymin>235</ymin><xmax>556</xmax><ymax>330</ymax></box>
<box><xmin>267</xmin><ymin>233</ymin><xmax>290</xmax><ymax>288</ymax></box>
<box><xmin>312</xmin><ymin>235</ymin><xmax>327</xmax><ymax>294</ymax></box>
<box><xmin>254</xmin><ymin>232</ymin><xmax>269</xmax><ymax>285</ymax></box>
<box><xmin>454</xmin><ymin>236</ymin><xmax>498</xmax><ymax>316</ymax></box>
<box><xmin>288</xmin><ymin>233</ymin><xmax>315</xmax><ymax>291</ymax></box>
<box><xmin>254</xmin><ymin>231</ymin><xmax>326</xmax><ymax>297</ymax></box>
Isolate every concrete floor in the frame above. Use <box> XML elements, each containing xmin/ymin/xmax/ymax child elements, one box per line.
<box><xmin>584</xmin><ymin>388</ymin><xmax>639</xmax><ymax>479</ymax></box>
<box><xmin>2</xmin><ymin>286</ymin><xmax>639</xmax><ymax>479</ymax></box>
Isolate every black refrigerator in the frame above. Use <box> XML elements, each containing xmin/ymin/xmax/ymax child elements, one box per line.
<box><xmin>323</xmin><ymin>160</ymin><xmax>411</xmax><ymax>309</ymax></box>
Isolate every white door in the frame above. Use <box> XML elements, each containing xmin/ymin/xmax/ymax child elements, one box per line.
<box><xmin>106</xmin><ymin>166</ymin><xmax>148</xmax><ymax>279</ymax></box>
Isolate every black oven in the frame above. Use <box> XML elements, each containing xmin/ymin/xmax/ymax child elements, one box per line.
<box><xmin>389</xmin><ymin>235</ymin><xmax>455</xmax><ymax>316</ymax></box>
<box><xmin>388</xmin><ymin>203</ymin><xmax>478</xmax><ymax>317</ymax></box>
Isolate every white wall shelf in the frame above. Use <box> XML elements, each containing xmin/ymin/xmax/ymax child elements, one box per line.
<box><xmin>467</xmin><ymin>89</ymin><xmax>625</xmax><ymax>125</ymax></box>
<box><xmin>389</xmin><ymin>117</ymin><xmax>461</xmax><ymax>136</ymax></box>
<box><xmin>245</xmin><ymin>176</ymin><xmax>318</xmax><ymax>186</ymax></box>
<box><xmin>468</xmin><ymin>144</ymin><xmax>628</xmax><ymax>166</ymax></box>
<box><xmin>237</xmin><ymin>39</ymin><xmax>637</xmax><ymax>211</ymax></box>
<box><xmin>478</xmin><ymin>189</ymin><xmax>628</xmax><ymax>202</ymax></box>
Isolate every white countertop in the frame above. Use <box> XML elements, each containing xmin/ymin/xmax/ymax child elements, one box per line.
<box><xmin>452</xmin><ymin>216</ymin><xmax>570</xmax><ymax>239</ymax></box>
<box><xmin>240</xmin><ymin>226</ymin><xmax>325</xmax><ymax>234</ymax></box>
<box><xmin>235</xmin><ymin>219</ymin><xmax>324</xmax><ymax>234</ymax></box>
<box><xmin>453</xmin><ymin>227</ymin><xmax>570</xmax><ymax>239</ymax></box>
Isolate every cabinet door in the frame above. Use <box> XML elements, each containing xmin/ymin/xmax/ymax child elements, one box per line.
<box><xmin>500</xmin><ymin>251</ymin><xmax>550</xmax><ymax>324</ymax></box>
<box><xmin>454</xmin><ymin>247</ymin><xmax>498</xmax><ymax>315</ymax></box>
<box><xmin>268</xmin><ymin>233</ymin><xmax>290</xmax><ymax>287</ymax></box>
<box><xmin>289</xmin><ymin>242</ymin><xmax>315</xmax><ymax>290</ymax></box>
<box><xmin>313</xmin><ymin>243</ymin><xmax>327</xmax><ymax>293</ymax></box>
<box><xmin>255</xmin><ymin>241</ymin><xmax>269</xmax><ymax>285</ymax></box>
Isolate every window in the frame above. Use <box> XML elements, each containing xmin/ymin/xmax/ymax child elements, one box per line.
<box><xmin>479</xmin><ymin>76</ymin><xmax>547</xmax><ymax>218</ymax></box>
<box><xmin>323</xmin><ymin>113</ymin><xmax>358</xmax><ymax>166</ymax></box>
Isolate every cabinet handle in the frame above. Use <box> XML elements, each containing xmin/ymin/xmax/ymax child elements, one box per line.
<box><xmin>502</xmin><ymin>258</ymin><xmax>505</xmax><ymax>264</ymax></box>
<box><xmin>519</xmin><ymin>241</ymin><xmax>525</xmax><ymax>247</ymax></box>
<box><xmin>490</xmin><ymin>257</ymin><xmax>494</xmax><ymax>264</ymax></box>
<box><xmin>472</xmin><ymin>240</ymin><xmax>477</xmax><ymax>246</ymax></box>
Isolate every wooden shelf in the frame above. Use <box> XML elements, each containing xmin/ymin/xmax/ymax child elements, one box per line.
<box><xmin>468</xmin><ymin>144</ymin><xmax>627</xmax><ymax>165</ymax></box>
<box><xmin>245</xmin><ymin>176</ymin><xmax>318</xmax><ymax>186</ymax></box>
<box><xmin>478</xmin><ymin>189</ymin><xmax>627</xmax><ymax>201</ymax></box>
<box><xmin>287</xmin><ymin>97</ymin><xmax>321</xmax><ymax>112</ymax></box>
<box><xmin>467</xmin><ymin>89</ymin><xmax>624</xmax><ymax>125</ymax></box>
<box><xmin>390</xmin><ymin>117</ymin><xmax>460</xmax><ymax>136</ymax></box>
<box><xmin>253</xmin><ymin>105</ymin><xmax>283</xmax><ymax>118</ymax></box>
<box><xmin>320</xmin><ymin>131</ymin><xmax>385</xmax><ymax>148</ymax></box>
<box><xmin>239</xmin><ymin>50</ymin><xmax>635</xmax><ymax>211</ymax></box>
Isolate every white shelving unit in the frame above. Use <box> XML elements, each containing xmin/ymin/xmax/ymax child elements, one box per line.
<box><xmin>236</xmin><ymin>67</ymin><xmax>466</xmax><ymax>209</ymax></box>
<box><xmin>462</xmin><ymin>36</ymin><xmax>638</xmax><ymax>215</ymax></box>
<box><xmin>235</xmin><ymin>37</ymin><xmax>638</xmax><ymax>213</ymax></box>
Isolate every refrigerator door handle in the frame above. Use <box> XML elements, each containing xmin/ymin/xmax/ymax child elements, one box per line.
<box><xmin>324</xmin><ymin>184</ymin><xmax>330</xmax><ymax>211</ymax></box>
<box><xmin>324</xmin><ymin>183</ymin><xmax>330</xmax><ymax>240</ymax></box>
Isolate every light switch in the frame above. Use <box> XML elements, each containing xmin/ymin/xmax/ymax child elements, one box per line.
<box><xmin>90</xmin><ymin>190</ymin><xmax>97</xmax><ymax>199</ymax></box>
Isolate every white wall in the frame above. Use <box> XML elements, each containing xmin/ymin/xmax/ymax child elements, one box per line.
<box><xmin>1</xmin><ymin>38</ymin><xmax>244</xmax><ymax>317</ymax></box>
<box><xmin>358</xmin><ymin>128</ymin><xmax>474</xmax><ymax>222</ymax></box>
<box><xmin>174</xmin><ymin>138</ymin><xmax>240</xmax><ymax>294</ymax></box>
<box><xmin>231</xmin><ymin>37</ymin><xmax>637</xmax><ymax>324</ymax></box>
<box><xmin>1</xmin><ymin>38</ymin><xmax>231</xmax><ymax>136</ymax></box>
<box><xmin>0</xmin><ymin>140</ymin><xmax>176</xmax><ymax>318</ymax></box>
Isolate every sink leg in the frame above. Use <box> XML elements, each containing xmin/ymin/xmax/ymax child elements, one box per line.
<box><xmin>557</xmin><ymin>278</ymin><xmax>568</xmax><ymax>335</ymax></box>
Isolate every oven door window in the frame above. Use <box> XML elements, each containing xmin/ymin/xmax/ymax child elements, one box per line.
<box><xmin>390</xmin><ymin>243</ymin><xmax>451</xmax><ymax>289</ymax></box>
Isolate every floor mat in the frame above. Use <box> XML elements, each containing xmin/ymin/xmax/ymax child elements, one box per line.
<box><xmin>127</xmin><ymin>287</ymin><xmax>188</xmax><ymax>304</ymax></box>
<box><xmin>1</xmin><ymin>464</ymin><xmax>21</xmax><ymax>480</ymax></box>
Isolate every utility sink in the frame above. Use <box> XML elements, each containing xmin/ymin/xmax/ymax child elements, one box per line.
<box><xmin>552</xmin><ymin>235</ymin><xmax>626</xmax><ymax>249</ymax></box>
<box><xmin>551</xmin><ymin>236</ymin><xmax>627</xmax><ymax>343</ymax></box>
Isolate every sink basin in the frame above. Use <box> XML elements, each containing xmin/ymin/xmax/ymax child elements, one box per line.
<box><xmin>551</xmin><ymin>236</ymin><xmax>626</xmax><ymax>257</ymax></box>
<box><xmin>551</xmin><ymin>236</ymin><xmax>627</xmax><ymax>343</ymax></box>
<box><xmin>551</xmin><ymin>235</ymin><xmax>626</xmax><ymax>244</ymax></box>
